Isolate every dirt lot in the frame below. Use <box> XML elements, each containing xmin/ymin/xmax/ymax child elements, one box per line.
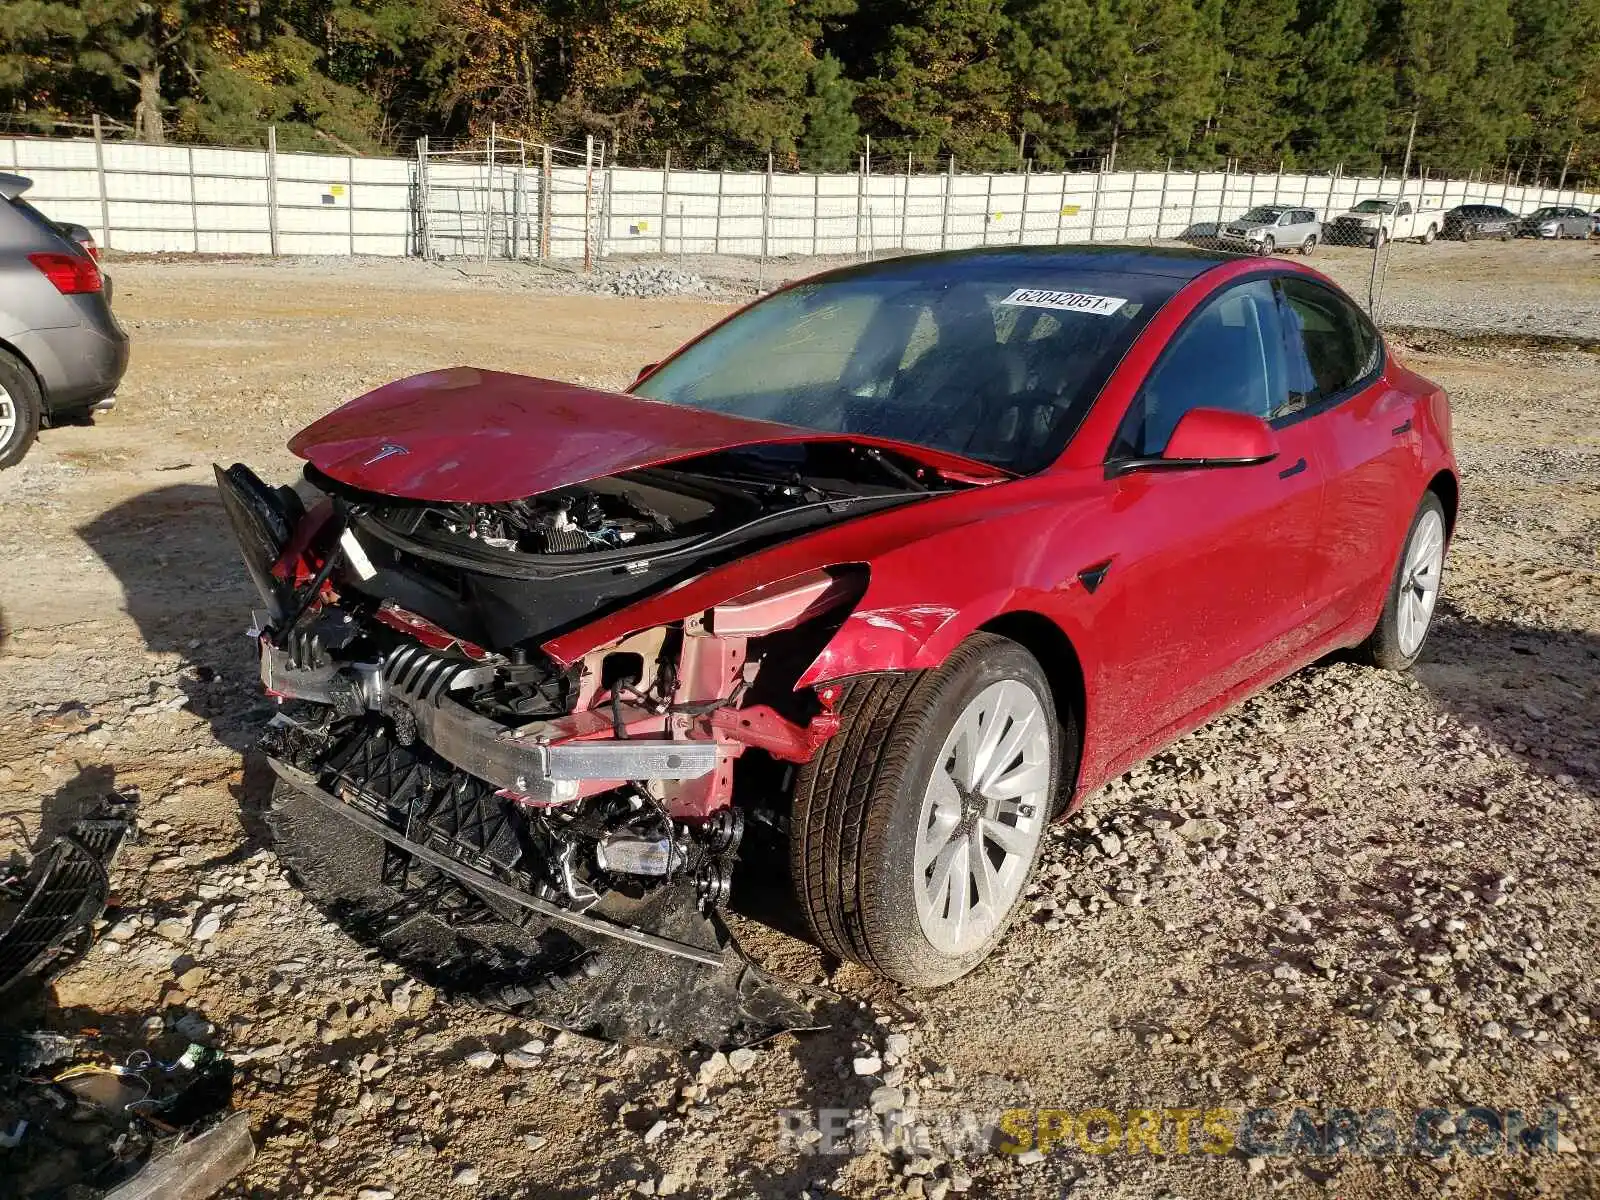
<box><xmin>0</xmin><ymin>242</ymin><xmax>1597</xmax><ymax>1200</ymax></box>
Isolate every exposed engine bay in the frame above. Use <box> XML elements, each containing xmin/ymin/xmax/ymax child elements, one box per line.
<box><xmin>218</xmin><ymin>437</ymin><xmax>953</xmax><ymax>1046</ymax></box>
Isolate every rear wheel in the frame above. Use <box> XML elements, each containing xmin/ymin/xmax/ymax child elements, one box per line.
<box><xmin>1461</xmin><ymin>225</ymin><xmax>1475</xmax><ymax>242</ymax></box>
<box><xmin>1360</xmin><ymin>492</ymin><xmax>1447</xmax><ymax>671</ymax></box>
<box><xmin>0</xmin><ymin>350</ymin><xmax>41</xmax><ymax>470</ymax></box>
<box><xmin>790</xmin><ymin>634</ymin><xmax>1061</xmax><ymax>987</ymax></box>
<box><xmin>1299</xmin><ymin>234</ymin><xmax>1317</xmax><ymax>255</ymax></box>
<box><xmin>1421</xmin><ymin>224</ymin><xmax>1437</xmax><ymax>244</ymax></box>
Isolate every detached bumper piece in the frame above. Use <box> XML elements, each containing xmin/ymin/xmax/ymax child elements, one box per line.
<box><xmin>0</xmin><ymin>796</ymin><xmax>137</xmax><ymax>992</ymax></box>
<box><xmin>263</xmin><ymin>721</ymin><xmax>817</xmax><ymax>1048</ymax></box>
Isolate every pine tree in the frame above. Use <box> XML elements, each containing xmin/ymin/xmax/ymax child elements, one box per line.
<box><xmin>1208</xmin><ymin>0</ymin><xmax>1300</xmax><ymax>164</ymax></box>
<box><xmin>657</xmin><ymin>0</ymin><xmax>817</xmax><ymax>164</ymax></box>
<box><xmin>800</xmin><ymin>54</ymin><xmax>860</xmax><ymax>171</ymax></box>
<box><xmin>1393</xmin><ymin>0</ymin><xmax>1518</xmax><ymax>169</ymax></box>
<box><xmin>1066</xmin><ymin>0</ymin><xmax>1224</xmax><ymax>169</ymax></box>
<box><xmin>855</xmin><ymin>0</ymin><xmax>1016</xmax><ymax>163</ymax></box>
<box><xmin>1289</xmin><ymin>0</ymin><xmax>1394</xmax><ymax>170</ymax></box>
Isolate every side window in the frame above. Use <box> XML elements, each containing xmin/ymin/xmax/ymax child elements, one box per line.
<box><xmin>1111</xmin><ymin>279</ymin><xmax>1285</xmax><ymax>458</ymax></box>
<box><xmin>1277</xmin><ymin>277</ymin><xmax>1382</xmax><ymax>417</ymax></box>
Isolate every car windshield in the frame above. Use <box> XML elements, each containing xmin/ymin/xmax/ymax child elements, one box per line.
<box><xmin>633</xmin><ymin>262</ymin><xmax>1178</xmax><ymax>473</ymax></box>
<box><xmin>1350</xmin><ymin>200</ymin><xmax>1394</xmax><ymax>214</ymax></box>
<box><xmin>1529</xmin><ymin>208</ymin><xmax>1560</xmax><ymax>218</ymax></box>
<box><xmin>1241</xmin><ymin>207</ymin><xmax>1285</xmax><ymax>222</ymax></box>
<box><xmin>1456</xmin><ymin>206</ymin><xmax>1504</xmax><ymax>216</ymax></box>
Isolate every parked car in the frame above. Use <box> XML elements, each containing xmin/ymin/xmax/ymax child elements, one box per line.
<box><xmin>219</xmin><ymin>246</ymin><xmax>1458</xmax><ymax>1045</ymax></box>
<box><xmin>1217</xmin><ymin>205</ymin><xmax>1322</xmax><ymax>254</ymax></box>
<box><xmin>54</xmin><ymin>220</ymin><xmax>100</xmax><ymax>259</ymax></box>
<box><xmin>0</xmin><ymin>173</ymin><xmax>128</xmax><ymax>468</ymax></box>
<box><xmin>1327</xmin><ymin>197</ymin><xmax>1446</xmax><ymax>246</ymax></box>
<box><xmin>1518</xmin><ymin>206</ymin><xmax>1593</xmax><ymax>239</ymax></box>
<box><xmin>1441</xmin><ymin>204</ymin><xmax>1518</xmax><ymax>241</ymax></box>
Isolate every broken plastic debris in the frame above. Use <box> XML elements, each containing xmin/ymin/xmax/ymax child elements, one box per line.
<box><xmin>101</xmin><ymin>1111</ymin><xmax>255</xmax><ymax>1200</ymax></box>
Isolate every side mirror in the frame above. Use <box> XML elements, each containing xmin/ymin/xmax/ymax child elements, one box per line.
<box><xmin>1107</xmin><ymin>408</ymin><xmax>1278</xmax><ymax>478</ymax></box>
<box><xmin>1162</xmin><ymin>408</ymin><xmax>1278</xmax><ymax>466</ymax></box>
<box><xmin>631</xmin><ymin>362</ymin><xmax>659</xmax><ymax>389</ymax></box>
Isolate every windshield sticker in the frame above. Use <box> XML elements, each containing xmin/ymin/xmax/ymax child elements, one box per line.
<box><xmin>1000</xmin><ymin>288</ymin><xmax>1127</xmax><ymax>316</ymax></box>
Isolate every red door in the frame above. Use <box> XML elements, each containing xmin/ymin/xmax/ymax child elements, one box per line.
<box><xmin>1084</xmin><ymin>277</ymin><xmax>1326</xmax><ymax>769</ymax></box>
<box><xmin>1277</xmin><ymin>276</ymin><xmax>1418</xmax><ymax>638</ymax></box>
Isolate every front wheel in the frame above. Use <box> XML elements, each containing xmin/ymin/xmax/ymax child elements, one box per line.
<box><xmin>1360</xmin><ymin>492</ymin><xmax>1448</xmax><ymax>670</ymax></box>
<box><xmin>1258</xmin><ymin>235</ymin><xmax>1276</xmax><ymax>256</ymax></box>
<box><xmin>0</xmin><ymin>350</ymin><xmax>42</xmax><ymax>470</ymax></box>
<box><xmin>790</xmin><ymin>634</ymin><xmax>1061</xmax><ymax>987</ymax></box>
<box><xmin>1299</xmin><ymin>235</ymin><xmax>1317</xmax><ymax>255</ymax></box>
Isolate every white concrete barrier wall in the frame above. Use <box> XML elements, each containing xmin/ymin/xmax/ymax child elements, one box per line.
<box><xmin>2</xmin><ymin>134</ymin><xmax>1595</xmax><ymax>260</ymax></box>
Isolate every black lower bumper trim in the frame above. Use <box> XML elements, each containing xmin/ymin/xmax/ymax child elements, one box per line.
<box><xmin>266</xmin><ymin>755</ymin><xmax>723</xmax><ymax>967</ymax></box>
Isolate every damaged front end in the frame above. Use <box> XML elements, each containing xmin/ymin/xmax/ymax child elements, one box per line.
<box><xmin>213</xmin><ymin>404</ymin><xmax>936</xmax><ymax>1046</ymax></box>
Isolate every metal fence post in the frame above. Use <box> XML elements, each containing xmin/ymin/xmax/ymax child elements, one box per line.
<box><xmin>1217</xmin><ymin>162</ymin><xmax>1229</xmax><ymax>229</ymax></box>
<box><xmin>1018</xmin><ymin>165</ymin><xmax>1031</xmax><ymax>245</ymax></box>
<box><xmin>540</xmin><ymin>144</ymin><xmax>552</xmax><ymax>261</ymax></box>
<box><xmin>761</xmin><ymin>153</ymin><xmax>773</xmax><ymax>263</ymax></box>
<box><xmin>1054</xmin><ymin>173</ymin><xmax>1068</xmax><ymax>244</ymax></box>
<box><xmin>940</xmin><ymin>157</ymin><xmax>954</xmax><ymax>250</ymax></box>
<box><xmin>346</xmin><ymin>154</ymin><xmax>355</xmax><ymax>256</ymax></box>
<box><xmin>1155</xmin><ymin>162</ymin><xmax>1170</xmax><ymax>240</ymax></box>
<box><xmin>812</xmin><ymin>174</ymin><xmax>820</xmax><ymax>256</ymax></box>
<box><xmin>659</xmin><ymin>152</ymin><xmax>671</xmax><ymax>256</ymax></box>
<box><xmin>92</xmin><ymin>114</ymin><xmax>112</xmax><ymax>250</ymax></box>
<box><xmin>1088</xmin><ymin>167</ymin><xmax>1102</xmax><ymax>242</ymax></box>
<box><xmin>414</xmin><ymin>136</ymin><xmax>429</xmax><ymax>259</ymax></box>
<box><xmin>187</xmin><ymin>146</ymin><xmax>200</xmax><ymax>253</ymax></box>
<box><xmin>582</xmin><ymin>135</ymin><xmax>594</xmax><ymax>272</ymax></box>
<box><xmin>982</xmin><ymin>171</ymin><xmax>994</xmax><ymax>246</ymax></box>
<box><xmin>715</xmin><ymin>169</ymin><xmax>725</xmax><ymax>256</ymax></box>
<box><xmin>855</xmin><ymin>157</ymin><xmax>864</xmax><ymax>255</ymax></box>
<box><xmin>899</xmin><ymin>151</ymin><xmax>911</xmax><ymax>250</ymax></box>
<box><xmin>484</xmin><ymin>122</ymin><xmax>496</xmax><ymax>264</ymax></box>
<box><xmin>266</xmin><ymin>125</ymin><xmax>279</xmax><ymax>257</ymax></box>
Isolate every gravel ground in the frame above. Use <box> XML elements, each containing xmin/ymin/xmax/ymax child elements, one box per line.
<box><xmin>0</xmin><ymin>253</ymin><xmax>1596</xmax><ymax>1199</ymax></box>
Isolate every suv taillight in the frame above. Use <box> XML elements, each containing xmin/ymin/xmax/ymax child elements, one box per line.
<box><xmin>28</xmin><ymin>251</ymin><xmax>102</xmax><ymax>294</ymax></box>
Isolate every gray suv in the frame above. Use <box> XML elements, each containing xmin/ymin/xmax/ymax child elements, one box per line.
<box><xmin>1218</xmin><ymin>205</ymin><xmax>1323</xmax><ymax>255</ymax></box>
<box><xmin>1</xmin><ymin>173</ymin><xmax>129</xmax><ymax>467</ymax></box>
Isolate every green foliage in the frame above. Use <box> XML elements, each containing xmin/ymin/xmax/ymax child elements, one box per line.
<box><xmin>800</xmin><ymin>54</ymin><xmax>860</xmax><ymax>171</ymax></box>
<box><xmin>0</xmin><ymin>0</ymin><xmax>1596</xmax><ymax>184</ymax></box>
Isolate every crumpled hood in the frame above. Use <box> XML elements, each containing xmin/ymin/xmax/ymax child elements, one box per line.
<box><xmin>289</xmin><ymin>367</ymin><xmax>1009</xmax><ymax>502</ymax></box>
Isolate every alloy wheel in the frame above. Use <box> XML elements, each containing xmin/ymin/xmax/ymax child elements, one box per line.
<box><xmin>913</xmin><ymin>679</ymin><xmax>1051</xmax><ymax>956</ymax></box>
<box><xmin>1398</xmin><ymin>508</ymin><xmax>1445</xmax><ymax>656</ymax></box>
<box><xmin>0</xmin><ymin>384</ymin><xmax>16</xmax><ymax>451</ymax></box>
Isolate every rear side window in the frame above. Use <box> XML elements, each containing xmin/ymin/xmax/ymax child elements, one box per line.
<box><xmin>1277</xmin><ymin>277</ymin><xmax>1382</xmax><ymax>416</ymax></box>
<box><xmin>1111</xmin><ymin>279</ymin><xmax>1284</xmax><ymax>458</ymax></box>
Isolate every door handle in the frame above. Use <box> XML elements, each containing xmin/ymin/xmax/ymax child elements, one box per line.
<box><xmin>1278</xmin><ymin>457</ymin><xmax>1307</xmax><ymax>480</ymax></box>
<box><xmin>1391</xmin><ymin>419</ymin><xmax>1413</xmax><ymax>436</ymax></box>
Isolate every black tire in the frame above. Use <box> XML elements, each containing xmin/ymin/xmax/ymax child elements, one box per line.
<box><xmin>1360</xmin><ymin>492</ymin><xmax>1448</xmax><ymax>671</ymax></box>
<box><xmin>1259</xmin><ymin>235</ymin><xmax>1275</xmax><ymax>256</ymax></box>
<box><xmin>0</xmin><ymin>350</ymin><xmax>41</xmax><ymax>470</ymax></box>
<box><xmin>1461</xmin><ymin>225</ymin><xmax>1475</xmax><ymax>242</ymax></box>
<box><xmin>1421</xmin><ymin>224</ymin><xmax>1437</xmax><ymax>244</ymax></box>
<box><xmin>1300</xmin><ymin>235</ymin><xmax>1317</xmax><ymax>255</ymax></box>
<box><xmin>790</xmin><ymin>634</ymin><xmax>1063</xmax><ymax>987</ymax></box>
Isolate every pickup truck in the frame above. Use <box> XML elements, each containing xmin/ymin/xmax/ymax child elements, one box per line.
<box><xmin>1326</xmin><ymin>197</ymin><xmax>1446</xmax><ymax>247</ymax></box>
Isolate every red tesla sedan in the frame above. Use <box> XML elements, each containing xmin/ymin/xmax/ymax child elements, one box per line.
<box><xmin>221</xmin><ymin>246</ymin><xmax>1456</xmax><ymax>1044</ymax></box>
